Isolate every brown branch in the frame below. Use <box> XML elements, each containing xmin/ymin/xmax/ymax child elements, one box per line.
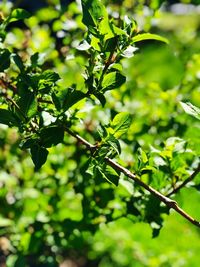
<box><xmin>166</xmin><ymin>162</ymin><xmax>200</xmax><ymax>197</ymax></box>
<box><xmin>37</xmin><ymin>98</ymin><xmax>53</xmax><ymax>104</ymax></box>
<box><xmin>65</xmin><ymin>128</ymin><xmax>200</xmax><ymax>228</ymax></box>
<box><xmin>105</xmin><ymin>157</ymin><xmax>200</xmax><ymax>227</ymax></box>
<box><xmin>0</xmin><ymin>78</ymin><xmax>17</xmax><ymax>94</ymax></box>
<box><xmin>64</xmin><ymin>128</ymin><xmax>97</xmax><ymax>153</ymax></box>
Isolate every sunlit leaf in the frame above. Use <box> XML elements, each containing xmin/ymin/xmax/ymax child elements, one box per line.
<box><xmin>180</xmin><ymin>101</ymin><xmax>200</xmax><ymax>120</ymax></box>
<box><xmin>102</xmin><ymin>71</ymin><xmax>126</xmax><ymax>92</ymax></box>
<box><xmin>7</xmin><ymin>8</ymin><xmax>31</xmax><ymax>23</ymax></box>
<box><xmin>111</xmin><ymin>112</ymin><xmax>132</xmax><ymax>138</ymax></box>
<box><xmin>132</xmin><ymin>33</ymin><xmax>169</xmax><ymax>44</ymax></box>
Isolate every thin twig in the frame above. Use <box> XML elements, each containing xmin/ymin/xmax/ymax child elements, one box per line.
<box><xmin>65</xmin><ymin>128</ymin><xmax>97</xmax><ymax>153</ymax></box>
<box><xmin>37</xmin><ymin>98</ymin><xmax>53</xmax><ymax>104</ymax></box>
<box><xmin>166</xmin><ymin>162</ymin><xmax>200</xmax><ymax>197</ymax></box>
<box><xmin>65</xmin><ymin>128</ymin><xmax>200</xmax><ymax>228</ymax></box>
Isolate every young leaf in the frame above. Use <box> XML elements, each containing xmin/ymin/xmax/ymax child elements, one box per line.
<box><xmin>0</xmin><ymin>109</ymin><xmax>18</xmax><ymax>126</ymax></box>
<box><xmin>0</xmin><ymin>49</ymin><xmax>11</xmax><ymax>72</ymax></box>
<box><xmin>132</xmin><ymin>33</ymin><xmax>169</xmax><ymax>44</ymax></box>
<box><xmin>7</xmin><ymin>9</ymin><xmax>31</xmax><ymax>23</ymax></box>
<box><xmin>81</xmin><ymin>0</ymin><xmax>125</xmax><ymax>39</ymax></box>
<box><xmin>111</xmin><ymin>112</ymin><xmax>132</xmax><ymax>138</ymax></box>
<box><xmin>138</xmin><ymin>148</ymin><xmax>148</xmax><ymax>164</ymax></box>
<box><xmin>102</xmin><ymin>71</ymin><xmax>126</xmax><ymax>92</ymax></box>
<box><xmin>180</xmin><ymin>101</ymin><xmax>200</xmax><ymax>120</ymax></box>
<box><xmin>81</xmin><ymin>0</ymin><xmax>106</xmax><ymax>35</ymax></box>
<box><xmin>40</xmin><ymin>125</ymin><xmax>64</xmax><ymax>148</ymax></box>
<box><xmin>30</xmin><ymin>145</ymin><xmax>49</xmax><ymax>170</ymax></box>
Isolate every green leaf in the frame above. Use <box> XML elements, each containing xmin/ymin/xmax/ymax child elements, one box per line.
<box><xmin>56</xmin><ymin>88</ymin><xmax>86</xmax><ymax>111</ymax></box>
<box><xmin>99</xmin><ymin>18</ymin><xmax>126</xmax><ymax>41</ymax></box>
<box><xmin>0</xmin><ymin>30</ymin><xmax>6</xmax><ymax>42</ymax></box>
<box><xmin>30</xmin><ymin>52</ymin><xmax>39</xmax><ymax>68</ymax></box>
<box><xmin>93</xmin><ymin>92</ymin><xmax>106</xmax><ymax>107</ymax></box>
<box><xmin>0</xmin><ymin>49</ymin><xmax>11</xmax><ymax>72</ymax></box>
<box><xmin>102</xmin><ymin>71</ymin><xmax>126</xmax><ymax>92</ymax></box>
<box><xmin>81</xmin><ymin>0</ymin><xmax>107</xmax><ymax>35</ymax></box>
<box><xmin>103</xmin><ymin>36</ymin><xmax>118</xmax><ymax>52</ymax></box>
<box><xmin>132</xmin><ymin>33</ymin><xmax>169</xmax><ymax>44</ymax></box>
<box><xmin>0</xmin><ymin>217</ymin><xmax>13</xmax><ymax>227</ymax></box>
<box><xmin>20</xmin><ymin>135</ymin><xmax>39</xmax><ymax>149</ymax></box>
<box><xmin>40</xmin><ymin>125</ymin><xmax>64</xmax><ymax>148</ymax></box>
<box><xmin>38</xmin><ymin>70</ymin><xmax>60</xmax><ymax>93</ymax></box>
<box><xmin>81</xmin><ymin>0</ymin><xmax>125</xmax><ymax>39</ymax></box>
<box><xmin>138</xmin><ymin>148</ymin><xmax>148</xmax><ymax>164</ymax></box>
<box><xmin>107</xmin><ymin>135</ymin><xmax>121</xmax><ymax>155</ymax></box>
<box><xmin>17</xmin><ymin>91</ymin><xmax>37</xmax><ymax>119</ymax></box>
<box><xmin>40</xmin><ymin>70</ymin><xmax>60</xmax><ymax>83</ymax></box>
<box><xmin>111</xmin><ymin>112</ymin><xmax>132</xmax><ymax>138</ymax></box>
<box><xmin>30</xmin><ymin>145</ymin><xmax>49</xmax><ymax>170</ymax></box>
<box><xmin>0</xmin><ymin>109</ymin><xmax>18</xmax><ymax>126</ymax></box>
<box><xmin>97</xmin><ymin>165</ymin><xmax>119</xmax><ymax>186</ymax></box>
<box><xmin>180</xmin><ymin>101</ymin><xmax>200</xmax><ymax>120</ymax></box>
<box><xmin>7</xmin><ymin>9</ymin><xmax>31</xmax><ymax>23</ymax></box>
<box><xmin>12</xmin><ymin>54</ymin><xmax>24</xmax><ymax>71</ymax></box>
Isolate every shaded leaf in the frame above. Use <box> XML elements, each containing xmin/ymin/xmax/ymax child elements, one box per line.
<box><xmin>38</xmin><ymin>70</ymin><xmax>60</xmax><ymax>93</ymax></box>
<box><xmin>30</xmin><ymin>52</ymin><xmax>39</xmax><ymax>68</ymax></box>
<box><xmin>30</xmin><ymin>145</ymin><xmax>49</xmax><ymax>170</ymax></box>
<box><xmin>12</xmin><ymin>54</ymin><xmax>24</xmax><ymax>71</ymax></box>
<box><xmin>20</xmin><ymin>135</ymin><xmax>39</xmax><ymax>149</ymax></box>
<box><xmin>0</xmin><ymin>49</ymin><xmax>11</xmax><ymax>72</ymax></box>
<box><xmin>57</xmin><ymin>88</ymin><xmax>86</xmax><ymax>111</ymax></box>
<box><xmin>40</xmin><ymin>70</ymin><xmax>60</xmax><ymax>83</ymax></box>
<box><xmin>40</xmin><ymin>125</ymin><xmax>64</xmax><ymax>147</ymax></box>
<box><xmin>94</xmin><ymin>92</ymin><xmax>106</xmax><ymax>107</ymax></box>
<box><xmin>18</xmin><ymin>91</ymin><xmax>37</xmax><ymax>119</ymax></box>
<box><xmin>0</xmin><ymin>109</ymin><xmax>18</xmax><ymax>126</ymax></box>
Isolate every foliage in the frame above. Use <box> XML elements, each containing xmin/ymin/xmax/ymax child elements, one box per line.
<box><xmin>0</xmin><ymin>0</ymin><xmax>200</xmax><ymax>266</ymax></box>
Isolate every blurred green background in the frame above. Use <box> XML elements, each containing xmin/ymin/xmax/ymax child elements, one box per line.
<box><xmin>0</xmin><ymin>0</ymin><xmax>200</xmax><ymax>266</ymax></box>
